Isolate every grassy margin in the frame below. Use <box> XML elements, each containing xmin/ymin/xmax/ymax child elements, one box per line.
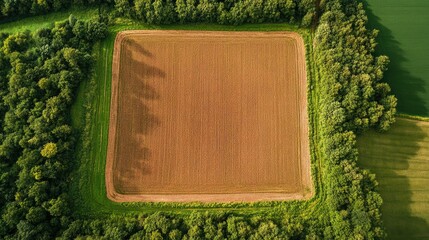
<box><xmin>69</xmin><ymin>21</ymin><xmax>324</xmax><ymax>218</ymax></box>
<box><xmin>0</xmin><ymin>6</ymin><xmax>98</xmax><ymax>34</ymax></box>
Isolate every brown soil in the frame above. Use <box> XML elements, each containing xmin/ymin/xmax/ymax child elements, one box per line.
<box><xmin>106</xmin><ymin>30</ymin><xmax>312</xmax><ymax>202</ymax></box>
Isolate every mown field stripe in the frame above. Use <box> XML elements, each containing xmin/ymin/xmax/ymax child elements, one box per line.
<box><xmin>358</xmin><ymin>117</ymin><xmax>429</xmax><ymax>240</ymax></box>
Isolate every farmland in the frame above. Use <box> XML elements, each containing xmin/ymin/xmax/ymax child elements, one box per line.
<box><xmin>0</xmin><ymin>0</ymin><xmax>401</xmax><ymax>239</ymax></box>
<box><xmin>358</xmin><ymin>118</ymin><xmax>429</xmax><ymax>239</ymax></box>
<box><xmin>70</xmin><ymin>23</ymin><xmax>317</xmax><ymax>215</ymax></box>
<box><xmin>365</xmin><ymin>0</ymin><xmax>429</xmax><ymax>116</ymax></box>
<box><xmin>360</xmin><ymin>1</ymin><xmax>429</xmax><ymax>238</ymax></box>
<box><xmin>107</xmin><ymin>31</ymin><xmax>311</xmax><ymax>202</ymax></box>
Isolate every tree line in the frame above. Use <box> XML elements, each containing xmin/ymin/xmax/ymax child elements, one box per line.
<box><xmin>116</xmin><ymin>0</ymin><xmax>315</xmax><ymax>26</ymax></box>
<box><xmin>314</xmin><ymin>0</ymin><xmax>396</xmax><ymax>238</ymax></box>
<box><xmin>60</xmin><ymin>211</ymin><xmax>318</xmax><ymax>239</ymax></box>
<box><xmin>0</xmin><ymin>0</ymin><xmax>316</xmax><ymax>27</ymax></box>
<box><xmin>0</xmin><ymin>0</ymin><xmax>104</xmax><ymax>21</ymax></box>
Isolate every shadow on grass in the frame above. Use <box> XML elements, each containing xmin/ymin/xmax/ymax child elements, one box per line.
<box><xmin>358</xmin><ymin>119</ymin><xmax>429</xmax><ymax>239</ymax></box>
<box><xmin>364</xmin><ymin>1</ymin><xmax>428</xmax><ymax>116</ymax></box>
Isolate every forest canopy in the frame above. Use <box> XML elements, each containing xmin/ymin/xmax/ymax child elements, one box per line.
<box><xmin>0</xmin><ymin>16</ymin><xmax>107</xmax><ymax>238</ymax></box>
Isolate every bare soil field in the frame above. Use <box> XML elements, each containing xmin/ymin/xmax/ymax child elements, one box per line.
<box><xmin>106</xmin><ymin>30</ymin><xmax>311</xmax><ymax>202</ymax></box>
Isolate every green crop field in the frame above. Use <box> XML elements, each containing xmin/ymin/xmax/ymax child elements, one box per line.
<box><xmin>365</xmin><ymin>0</ymin><xmax>429</xmax><ymax>116</ymax></box>
<box><xmin>358</xmin><ymin>118</ymin><xmax>429</xmax><ymax>240</ymax></box>
<box><xmin>361</xmin><ymin>1</ymin><xmax>429</xmax><ymax>238</ymax></box>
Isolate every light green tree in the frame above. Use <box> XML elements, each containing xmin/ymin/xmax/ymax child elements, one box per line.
<box><xmin>40</xmin><ymin>142</ymin><xmax>57</xmax><ymax>158</ymax></box>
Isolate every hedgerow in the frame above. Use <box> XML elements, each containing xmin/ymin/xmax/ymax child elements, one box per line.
<box><xmin>314</xmin><ymin>0</ymin><xmax>396</xmax><ymax>238</ymax></box>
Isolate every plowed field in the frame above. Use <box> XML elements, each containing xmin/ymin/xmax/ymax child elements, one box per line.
<box><xmin>106</xmin><ymin>31</ymin><xmax>311</xmax><ymax>202</ymax></box>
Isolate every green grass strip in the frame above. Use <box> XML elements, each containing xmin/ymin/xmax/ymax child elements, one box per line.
<box><xmin>0</xmin><ymin>6</ymin><xmax>98</xmax><ymax>33</ymax></box>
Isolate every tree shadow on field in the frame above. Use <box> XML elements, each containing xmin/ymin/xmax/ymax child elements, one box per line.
<box><xmin>357</xmin><ymin>118</ymin><xmax>429</xmax><ymax>240</ymax></box>
<box><xmin>117</xmin><ymin>43</ymin><xmax>166</xmax><ymax>183</ymax></box>
<box><xmin>127</xmin><ymin>38</ymin><xmax>155</xmax><ymax>59</ymax></box>
<box><xmin>364</xmin><ymin>1</ymin><xmax>428</xmax><ymax>116</ymax></box>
